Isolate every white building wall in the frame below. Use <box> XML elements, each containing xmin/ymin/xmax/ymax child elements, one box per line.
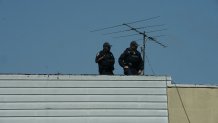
<box><xmin>0</xmin><ymin>75</ymin><xmax>170</xmax><ymax>123</ymax></box>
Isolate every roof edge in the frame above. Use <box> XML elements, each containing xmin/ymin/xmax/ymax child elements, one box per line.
<box><xmin>0</xmin><ymin>74</ymin><xmax>171</xmax><ymax>81</ymax></box>
<box><xmin>167</xmin><ymin>83</ymin><xmax>218</xmax><ymax>88</ymax></box>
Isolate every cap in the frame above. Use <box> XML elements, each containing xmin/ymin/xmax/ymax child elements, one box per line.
<box><xmin>130</xmin><ymin>41</ymin><xmax>138</xmax><ymax>47</ymax></box>
<box><xmin>103</xmin><ymin>42</ymin><xmax>111</xmax><ymax>48</ymax></box>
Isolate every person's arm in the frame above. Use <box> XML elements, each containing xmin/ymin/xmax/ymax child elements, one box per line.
<box><xmin>119</xmin><ymin>50</ymin><xmax>130</xmax><ymax>75</ymax></box>
<box><xmin>119</xmin><ymin>49</ymin><xmax>130</xmax><ymax>69</ymax></box>
<box><xmin>118</xmin><ymin>52</ymin><xmax>126</xmax><ymax>68</ymax></box>
<box><xmin>95</xmin><ymin>52</ymin><xmax>105</xmax><ymax>63</ymax></box>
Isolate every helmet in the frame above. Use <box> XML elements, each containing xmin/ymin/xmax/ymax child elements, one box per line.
<box><xmin>103</xmin><ymin>42</ymin><xmax>111</xmax><ymax>48</ymax></box>
<box><xmin>130</xmin><ymin>41</ymin><xmax>138</xmax><ymax>47</ymax></box>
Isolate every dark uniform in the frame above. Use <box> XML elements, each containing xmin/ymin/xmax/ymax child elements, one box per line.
<box><xmin>119</xmin><ymin>41</ymin><xmax>144</xmax><ymax>75</ymax></box>
<box><xmin>95</xmin><ymin>42</ymin><xmax>115</xmax><ymax>75</ymax></box>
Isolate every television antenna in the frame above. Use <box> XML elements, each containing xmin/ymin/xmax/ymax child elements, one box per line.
<box><xmin>91</xmin><ymin>16</ymin><xmax>167</xmax><ymax>75</ymax></box>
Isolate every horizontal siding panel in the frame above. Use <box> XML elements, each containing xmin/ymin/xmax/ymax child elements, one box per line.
<box><xmin>0</xmin><ymin>95</ymin><xmax>167</xmax><ymax>102</ymax></box>
<box><xmin>0</xmin><ymin>75</ymin><xmax>169</xmax><ymax>123</ymax></box>
<box><xmin>0</xmin><ymin>110</ymin><xmax>168</xmax><ymax>117</ymax></box>
<box><xmin>0</xmin><ymin>117</ymin><xmax>168</xmax><ymax>123</ymax></box>
<box><xmin>0</xmin><ymin>80</ymin><xmax>167</xmax><ymax>88</ymax></box>
<box><xmin>0</xmin><ymin>102</ymin><xmax>167</xmax><ymax>110</ymax></box>
<box><xmin>0</xmin><ymin>88</ymin><xmax>166</xmax><ymax>95</ymax></box>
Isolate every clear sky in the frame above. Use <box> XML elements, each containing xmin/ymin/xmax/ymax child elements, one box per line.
<box><xmin>0</xmin><ymin>0</ymin><xmax>218</xmax><ymax>84</ymax></box>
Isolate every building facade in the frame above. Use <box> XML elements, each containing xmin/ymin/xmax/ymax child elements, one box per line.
<box><xmin>0</xmin><ymin>75</ymin><xmax>217</xmax><ymax>123</ymax></box>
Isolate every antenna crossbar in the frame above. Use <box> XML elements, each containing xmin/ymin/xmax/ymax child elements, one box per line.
<box><xmin>90</xmin><ymin>16</ymin><xmax>160</xmax><ymax>32</ymax></box>
<box><xmin>102</xmin><ymin>24</ymin><xmax>165</xmax><ymax>35</ymax></box>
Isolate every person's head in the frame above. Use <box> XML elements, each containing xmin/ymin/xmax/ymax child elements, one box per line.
<box><xmin>103</xmin><ymin>42</ymin><xmax>111</xmax><ymax>52</ymax></box>
<box><xmin>130</xmin><ymin>41</ymin><xmax>138</xmax><ymax>51</ymax></box>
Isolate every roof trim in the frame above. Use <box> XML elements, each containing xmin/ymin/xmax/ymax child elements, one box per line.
<box><xmin>0</xmin><ymin>74</ymin><xmax>171</xmax><ymax>81</ymax></box>
<box><xmin>167</xmin><ymin>83</ymin><xmax>218</xmax><ymax>88</ymax></box>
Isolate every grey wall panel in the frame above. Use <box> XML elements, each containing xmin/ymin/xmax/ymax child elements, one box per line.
<box><xmin>0</xmin><ymin>80</ymin><xmax>167</xmax><ymax>88</ymax></box>
<box><xmin>0</xmin><ymin>117</ymin><xmax>168</xmax><ymax>123</ymax></box>
<box><xmin>0</xmin><ymin>75</ymin><xmax>169</xmax><ymax>123</ymax></box>
<box><xmin>0</xmin><ymin>102</ymin><xmax>167</xmax><ymax>110</ymax></box>
<box><xmin>0</xmin><ymin>95</ymin><xmax>167</xmax><ymax>102</ymax></box>
<box><xmin>0</xmin><ymin>88</ymin><xmax>167</xmax><ymax>95</ymax></box>
<box><xmin>0</xmin><ymin>110</ymin><xmax>168</xmax><ymax>117</ymax></box>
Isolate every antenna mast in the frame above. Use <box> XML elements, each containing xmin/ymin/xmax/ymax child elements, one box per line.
<box><xmin>143</xmin><ymin>31</ymin><xmax>147</xmax><ymax>75</ymax></box>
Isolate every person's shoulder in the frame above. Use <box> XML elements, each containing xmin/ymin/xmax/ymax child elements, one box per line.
<box><xmin>124</xmin><ymin>48</ymin><xmax>131</xmax><ymax>53</ymax></box>
<box><xmin>125</xmin><ymin>48</ymin><xmax>131</xmax><ymax>51</ymax></box>
<box><xmin>136</xmin><ymin>50</ymin><xmax>142</xmax><ymax>55</ymax></box>
<box><xmin>108</xmin><ymin>51</ymin><xmax>114</xmax><ymax>55</ymax></box>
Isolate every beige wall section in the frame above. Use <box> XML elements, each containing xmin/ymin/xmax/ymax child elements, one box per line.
<box><xmin>168</xmin><ymin>87</ymin><xmax>218</xmax><ymax>123</ymax></box>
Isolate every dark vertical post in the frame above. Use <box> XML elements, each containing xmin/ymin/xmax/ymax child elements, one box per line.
<box><xmin>142</xmin><ymin>31</ymin><xmax>146</xmax><ymax>75</ymax></box>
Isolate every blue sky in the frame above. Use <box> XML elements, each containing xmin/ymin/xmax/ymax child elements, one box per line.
<box><xmin>0</xmin><ymin>0</ymin><xmax>218</xmax><ymax>84</ymax></box>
